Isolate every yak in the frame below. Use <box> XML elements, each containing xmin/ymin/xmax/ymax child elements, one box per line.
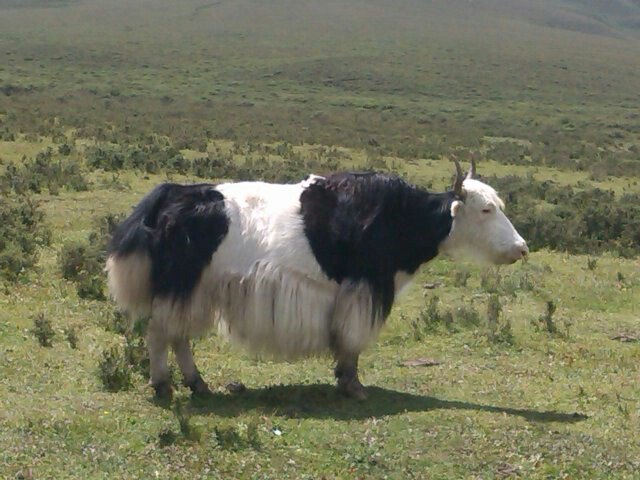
<box><xmin>106</xmin><ymin>161</ymin><xmax>528</xmax><ymax>400</ymax></box>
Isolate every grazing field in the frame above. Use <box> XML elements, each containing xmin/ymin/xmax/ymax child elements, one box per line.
<box><xmin>1</xmin><ymin>138</ymin><xmax>638</xmax><ymax>479</ymax></box>
<box><xmin>1</xmin><ymin>0</ymin><xmax>639</xmax><ymax>478</ymax></box>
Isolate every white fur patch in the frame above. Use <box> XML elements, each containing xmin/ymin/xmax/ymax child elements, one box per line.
<box><xmin>450</xmin><ymin>200</ymin><xmax>462</xmax><ymax>218</ymax></box>
<box><xmin>148</xmin><ymin>261</ymin><xmax>383</xmax><ymax>360</ymax></box>
<box><xmin>105</xmin><ymin>253</ymin><xmax>152</xmax><ymax>319</ymax></box>
<box><xmin>463</xmin><ymin>178</ymin><xmax>505</xmax><ymax>210</ymax></box>
<box><xmin>216</xmin><ymin>260</ymin><xmax>338</xmax><ymax>358</ymax></box>
<box><xmin>331</xmin><ymin>281</ymin><xmax>383</xmax><ymax>355</ymax></box>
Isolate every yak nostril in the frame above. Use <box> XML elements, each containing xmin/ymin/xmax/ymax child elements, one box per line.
<box><xmin>518</xmin><ymin>243</ymin><xmax>529</xmax><ymax>257</ymax></box>
<box><xmin>510</xmin><ymin>244</ymin><xmax>529</xmax><ymax>263</ymax></box>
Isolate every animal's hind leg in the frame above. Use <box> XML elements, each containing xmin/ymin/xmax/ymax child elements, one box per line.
<box><xmin>334</xmin><ymin>351</ymin><xmax>367</xmax><ymax>401</ymax></box>
<box><xmin>171</xmin><ymin>338</ymin><xmax>212</xmax><ymax>398</ymax></box>
<box><xmin>147</xmin><ymin>326</ymin><xmax>172</xmax><ymax>399</ymax></box>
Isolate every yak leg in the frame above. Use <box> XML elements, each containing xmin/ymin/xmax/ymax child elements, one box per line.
<box><xmin>334</xmin><ymin>351</ymin><xmax>367</xmax><ymax>401</ymax></box>
<box><xmin>331</xmin><ymin>281</ymin><xmax>378</xmax><ymax>401</ymax></box>
<box><xmin>147</xmin><ymin>326</ymin><xmax>172</xmax><ymax>399</ymax></box>
<box><xmin>171</xmin><ymin>338</ymin><xmax>212</xmax><ymax>397</ymax></box>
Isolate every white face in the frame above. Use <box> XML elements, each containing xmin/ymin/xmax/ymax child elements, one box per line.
<box><xmin>439</xmin><ymin>179</ymin><xmax>528</xmax><ymax>265</ymax></box>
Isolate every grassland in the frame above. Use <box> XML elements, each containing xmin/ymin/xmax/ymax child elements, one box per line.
<box><xmin>0</xmin><ymin>136</ymin><xmax>639</xmax><ymax>479</ymax></box>
<box><xmin>1</xmin><ymin>0</ymin><xmax>639</xmax><ymax>478</ymax></box>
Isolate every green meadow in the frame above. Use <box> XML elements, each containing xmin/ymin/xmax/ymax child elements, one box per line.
<box><xmin>0</xmin><ymin>1</ymin><xmax>639</xmax><ymax>478</ymax></box>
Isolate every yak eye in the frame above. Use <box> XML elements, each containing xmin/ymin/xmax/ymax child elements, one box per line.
<box><xmin>482</xmin><ymin>208</ymin><xmax>492</xmax><ymax>214</ymax></box>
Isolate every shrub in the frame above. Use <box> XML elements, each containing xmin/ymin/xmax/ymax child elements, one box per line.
<box><xmin>411</xmin><ymin>295</ymin><xmax>459</xmax><ymax>339</ymax></box>
<box><xmin>452</xmin><ymin>301</ymin><xmax>481</xmax><ymax>329</ymax></box>
<box><xmin>191</xmin><ymin>152</ymin><xmax>236</xmax><ymax>179</ymax></box>
<box><xmin>157</xmin><ymin>400</ymin><xmax>204</xmax><ymax>447</ymax></box>
<box><xmin>480</xmin><ymin>269</ymin><xmax>501</xmax><ymax>294</ymax></box>
<box><xmin>64</xmin><ymin>326</ymin><xmax>79</xmax><ymax>349</ymax></box>
<box><xmin>0</xmin><ymin>150</ymin><xmax>89</xmax><ymax>194</ymax></box>
<box><xmin>124</xmin><ymin>333</ymin><xmax>150</xmax><ymax>379</ymax></box>
<box><xmin>452</xmin><ymin>269</ymin><xmax>471</xmax><ymax>288</ymax></box>
<box><xmin>212</xmin><ymin>421</ymin><xmax>261</xmax><ymax>451</ymax></box>
<box><xmin>58</xmin><ymin>242</ymin><xmax>105</xmax><ymax>300</ymax></box>
<box><xmin>486</xmin><ymin>294</ymin><xmax>514</xmax><ymax>345</ymax></box>
<box><xmin>533</xmin><ymin>300</ymin><xmax>558</xmax><ymax>334</ymax></box>
<box><xmin>415</xmin><ymin>296</ymin><xmax>442</xmax><ymax>334</ymax></box>
<box><xmin>58</xmin><ymin>143</ymin><xmax>72</xmax><ymax>156</ymax></box>
<box><xmin>102</xmin><ymin>308</ymin><xmax>129</xmax><ymax>335</ymax></box>
<box><xmin>86</xmin><ymin>146</ymin><xmax>126</xmax><ymax>171</ymax></box>
<box><xmin>97</xmin><ymin>346</ymin><xmax>133</xmax><ymax>392</ymax></box>
<box><xmin>31</xmin><ymin>313</ymin><xmax>55</xmax><ymax>347</ymax></box>
<box><xmin>499</xmin><ymin>269</ymin><xmax>536</xmax><ymax>297</ymax></box>
<box><xmin>0</xmin><ymin>194</ymin><xmax>51</xmax><ymax>281</ymax></box>
<box><xmin>58</xmin><ymin>212</ymin><xmax>125</xmax><ymax>300</ymax></box>
<box><xmin>484</xmin><ymin>175</ymin><xmax>640</xmax><ymax>258</ymax></box>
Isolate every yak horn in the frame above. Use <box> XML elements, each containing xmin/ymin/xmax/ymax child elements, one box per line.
<box><xmin>451</xmin><ymin>156</ymin><xmax>464</xmax><ymax>197</ymax></box>
<box><xmin>468</xmin><ymin>153</ymin><xmax>477</xmax><ymax>179</ymax></box>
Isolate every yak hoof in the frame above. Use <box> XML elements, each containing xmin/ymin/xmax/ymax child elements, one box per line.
<box><xmin>226</xmin><ymin>381</ymin><xmax>247</xmax><ymax>394</ymax></box>
<box><xmin>337</xmin><ymin>378</ymin><xmax>368</xmax><ymax>401</ymax></box>
<box><xmin>187</xmin><ymin>376</ymin><xmax>213</xmax><ymax>399</ymax></box>
<box><xmin>153</xmin><ymin>381</ymin><xmax>173</xmax><ymax>401</ymax></box>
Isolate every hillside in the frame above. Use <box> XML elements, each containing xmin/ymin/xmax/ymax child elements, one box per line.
<box><xmin>0</xmin><ymin>0</ymin><xmax>639</xmax><ymax>166</ymax></box>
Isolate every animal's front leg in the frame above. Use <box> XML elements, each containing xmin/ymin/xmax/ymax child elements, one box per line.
<box><xmin>171</xmin><ymin>338</ymin><xmax>212</xmax><ymax>398</ymax></box>
<box><xmin>331</xmin><ymin>281</ymin><xmax>379</xmax><ymax>401</ymax></box>
<box><xmin>335</xmin><ymin>352</ymin><xmax>367</xmax><ymax>401</ymax></box>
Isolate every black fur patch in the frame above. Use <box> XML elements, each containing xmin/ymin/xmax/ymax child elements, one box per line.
<box><xmin>108</xmin><ymin>183</ymin><xmax>229</xmax><ymax>299</ymax></box>
<box><xmin>300</xmin><ymin>172</ymin><xmax>455</xmax><ymax>318</ymax></box>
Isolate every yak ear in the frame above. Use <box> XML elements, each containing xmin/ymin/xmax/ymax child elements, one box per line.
<box><xmin>450</xmin><ymin>199</ymin><xmax>462</xmax><ymax>218</ymax></box>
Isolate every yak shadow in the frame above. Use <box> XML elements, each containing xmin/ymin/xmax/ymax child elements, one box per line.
<box><xmin>189</xmin><ymin>383</ymin><xmax>587</xmax><ymax>423</ymax></box>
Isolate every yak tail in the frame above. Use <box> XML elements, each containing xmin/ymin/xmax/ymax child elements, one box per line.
<box><xmin>105</xmin><ymin>183</ymin><xmax>175</xmax><ymax>320</ymax></box>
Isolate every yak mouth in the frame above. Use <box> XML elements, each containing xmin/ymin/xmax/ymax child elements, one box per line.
<box><xmin>500</xmin><ymin>250</ymin><xmax>529</xmax><ymax>265</ymax></box>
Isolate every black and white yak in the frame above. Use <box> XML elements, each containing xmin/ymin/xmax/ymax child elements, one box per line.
<box><xmin>106</xmin><ymin>161</ymin><xmax>528</xmax><ymax>400</ymax></box>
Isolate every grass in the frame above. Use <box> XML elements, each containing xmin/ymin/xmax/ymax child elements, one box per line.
<box><xmin>0</xmin><ymin>149</ymin><xmax>638</xmax><ymax>478</ymax></box>
<box><xmin>0</xmin><ymin>1</ymin><xmax>639</xmax><ymax>477</ymax></box>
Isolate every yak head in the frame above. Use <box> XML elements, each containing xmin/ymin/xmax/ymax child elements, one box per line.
<box><xmin>439</xmin><ymin>158</ymin><xmax>528</xmax><ymax>265</ymax></box>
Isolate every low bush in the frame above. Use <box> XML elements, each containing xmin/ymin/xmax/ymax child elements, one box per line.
<box><xmin>0</xmin><ymin>194</ymin><xmax>51</xmax><ymax>281</ymax></box>
<box><xmin>97</xmin><ymin>346</ymin><xmax>133</xmax><ymax>392</ymax></box>
<box><xmin>484</xmin><ymin>175</ymin><xmax>640</xmax><ymax>258</ymax></box>
<box><xmin>532</xmin><ymin>300</ymin><xmax>558</xmax><ymax>335</ymax></box>
<box><xmin>486</xmin><ymin>294</ymin><xmax>514</xmax><ymax>345</ymax></box>
<box><xmin>64</xmin><ymin>326</ymin><xmax>79</xmax><ymax>349</ymax></box>
<box><xmin>124</xmin><ymin>333</ymin><xmax>150</xmax><ymax>379</ymax></box>
<box><xmin>0</xmin><ymin>149</ymin><xmax>89</xmax><ymax>195</ymax></box>
<box><xmin>59</xmin><ymin>242</ymin><xmax>105</xmax><ymax>300</ymax></box>
<box><xmin>31</xmin><ymin>313</ymin><xmax>55</xmax><ymax>347</ymax></box>
<box><xmin>58</xmin><ymin>212</ymin><xmax>126</xmax><ymax>301</ymax></box>
<box><xmin>212</xmin><ymin>420</ymin><xmax>261</xmax><ymax>451</ymax></box>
